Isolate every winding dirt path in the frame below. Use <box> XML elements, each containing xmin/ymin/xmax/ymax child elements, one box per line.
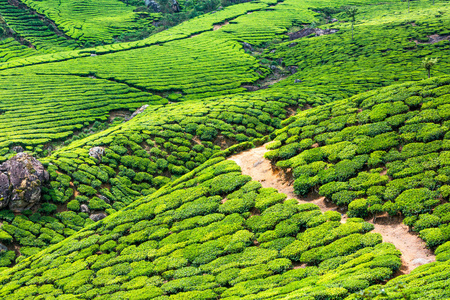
<box><xmin>228</xmin><ymin>145</ymin><xmax>435</xmax><ymax>274</ymax></box>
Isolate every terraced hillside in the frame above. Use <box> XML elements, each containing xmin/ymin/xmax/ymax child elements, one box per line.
<box><xmin>0</xmin><ymin>0</ymin><xmax>448</xmax><ymax>155</ymax></box>
<box><xmin>0</xmin><ymin>158</ymin><xmax>403</xmax><ymax>299</ymax></box>
<box><xmin>0</xmin><ymin>0</ymin><xmax>449</xmax><ymax>299</ymax></box>
<box><xmin>266</xmin><ymin>77</ymin><xmax>450</xmax><ymax>251</ymax></box>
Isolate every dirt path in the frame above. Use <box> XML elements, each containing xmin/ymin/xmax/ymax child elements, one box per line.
<box><xmin>228</xmin><ymin>145</ymin><xmax>435</xmax><ymax>274</ymax></box>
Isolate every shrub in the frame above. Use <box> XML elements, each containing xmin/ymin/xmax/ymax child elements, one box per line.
<box><xmin>67</xmin><ymin>200</ymin><xmax>80</xmax><ymax>211</ymax></box>
<box><xmin>324</xmin><ymin>211</ymin><xmax>341</xmax><ymax>222</ymax></box>
<box><xmin>348</xmin><ymin>198</ymin><xmax>369</xmax><ymax>218</ymax></box>
<box><xmin>413</xmin><ymin>214</ymin><xmax>441</xmax><ymax>232</ymax></box>
<box><xmin>89</xmin><ymin>197</ymin><xmax>111</xmax><ymax>211</ymax></box>
<box><xmin>332</xmin><ymin>190</ymin><xmax>365</xmax><ymax>206</ymax></box>
<box><xmin>395</xmin><ymin>188</ymin><xmax>438</xmax><ymax>216</ymax></box>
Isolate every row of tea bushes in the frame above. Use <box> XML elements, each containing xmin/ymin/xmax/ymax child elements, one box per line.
<box><xmin>0</xmin><ymin>158</ymin><xmax>401</xmax><ymax>299</ymax></box>
<box><xmin>0</xmin><ymin>38</ymin><xmax>36</xmax><ymax>63</ymax></box>
<box><xmin>0</xmin><ymin>91</ymin><xmax>297</xmax><ymax>263</ymax></box>
<box><xmin>0</xmin><ymin>0</ymin><xmax>80</xmax><ymax>52</ymax></box>
<box><xmin>266</xmin><ymin>77</ymin><xmax>450</xmax><ymax>249</ymax></box>
<box><xmin>347</xmin><ymin>258</ymin><xmax>450</xmax><ymax>299</ymax></box>
<box><xmin>18</xmin><ymin>0</ymin><xmax>158</xmax><ymax>43</ymax></box>
<box><xmin>0</xmin><ymin>73</ymin><xmax>165</xmax><ymax>151</ymax></box>
<box><xmin>265</xmin><ymin>0</ymin><xmax>450</xmax><ymax>103</ymax></box>
<box><xmin>2</xmin><ymin>33</ymin><xmax>265</xmax><ymax>99</ymax></box>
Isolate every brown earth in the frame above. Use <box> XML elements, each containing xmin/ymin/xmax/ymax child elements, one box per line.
<box><xmin>228</xmin><ymin>145</ymin><xmax>436</xmax><ymax>274</ymax></box>
<box><xmin>213</xmin><ymin>21</ymin><xmax>229</xmax><ymax>31</ymax></box>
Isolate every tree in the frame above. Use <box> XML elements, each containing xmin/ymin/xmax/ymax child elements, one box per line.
<box><xmin>344</xmin><ymin>6</ymin><xmax>358</xmax><ymax>41</ymax></box>
<box><xmin>422</xmin><ymin>57</ymin><xmax>438</xmax><ymax>79</ymax></box>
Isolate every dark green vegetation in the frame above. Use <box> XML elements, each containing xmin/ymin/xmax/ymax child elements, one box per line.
<box><xmin>267</xmin><ymin>77</ymin><xmax>450</xmax><ymax>249</ymax></box>
<box><xmin>0</xmin><ymin>92</ymin><xmax>295</xmax><ymax>264</ymax></box>
<box><xmin>0</xmin><ymin>159</ymin><xmax>402</xmax><ymax>299</ymax></box>
<box><xmin>0</xmin><ymin>0</ymin><xmax>449</xmax><ymax>298</ymax></box>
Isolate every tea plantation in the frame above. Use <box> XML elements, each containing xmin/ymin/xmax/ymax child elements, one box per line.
<box><xmin>0</xmin><ymin>158</ymin><xmax>403</xmax><ymax>299</ymax></box>
<box><xmin>0</xmin><ymin>0</ymin><xmax>449</xmax><ymax>298</ymax></box>
<box><xmin>267</xmin><ymin>77</ymin><xmax>450</xmax><ymax>249</ymax></box>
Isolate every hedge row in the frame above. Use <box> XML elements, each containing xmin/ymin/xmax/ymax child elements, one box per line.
<box><xmin>0</xmin><ymin>158</ymin><xmax>401</xmax><ymax>299</ymax></box>
<box><xmin>0</xmin><ymin>0</ymin><xmax>80</xmax><ymax>52</ymax></box>
<box><xmin>0</xmin><ymin>91</ymin><xmax>298</xmax><ymax>263</ymax></box>
<box><xmin>267</xmin><ymin>77</ymin><xmax>450</xmax><ymax>249</ymax></box>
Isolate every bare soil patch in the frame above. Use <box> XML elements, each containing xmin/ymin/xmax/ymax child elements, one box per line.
<box><xmin>413</xmin><ymin>34</ymin><xmax>450</xmax><ymax>44</ymax></box>
<box><xmin>228</xmin><ymin>145</ymin><xmax>436</xmax><ymax>274</ymax></box>
<box><xmin>108</xmin><ymin>109</ymin><xmax>132</xmax><ymax>122</ymax></box>
<box><xmin>213</xmin><ymin>21</ymin><xmax>229</xmax><ymax>31</ymax></box>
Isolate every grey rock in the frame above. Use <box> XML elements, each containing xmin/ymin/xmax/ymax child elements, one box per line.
<box><xmin>288</xmin><ymin>28</ymin><xmax>339</xmax><ymax>41</ymax></box>
<box><xmin>330</xmin><ymin>18</ymin><xmax>338</xmax><ymax>23</ymax></box>
<box><xmin>125</xmin><ymin>104</ymin><xmax>149</xmax><ymax>121</ymax></box>
<box><xmin>171</xmin><ymin>0</ymin><xmax>180</xmax><ymax>12</ymax></box>
<box><xmin>80</xmin><ymin>204</ymin><xmax>90</xmax><ymax>213</ymax></box>
<box><xmin>294</xmin><ymin>79</ymin><xmax>302</xmax><ymax>83</ymax></box>
<box><xmin>11</xmin><ymin>146</ymin><xmax>23</xmax><ymax>153</ymax></box>
<box><xmin>90</xmin><ymin>213</ymin><xmax>107</xmax><ymax>222</ymax></box>
<box><xmin>0</xmin><ymin>153</ymin><xmax>49</xmax><ymax>212</ymax></box>
<box><xmin>0</xmin><ymin>243</ymin><xmax>7</xmax><ymax>252</ymax></box>
<box><xmin>242</xmin><ymin>42</ymin><xmax>254</xmax><ymax>52</ymax></box>
<box><xmin>98</xmin><ymin>195</ymin><xmax>110</xmax><ymax>204</ymax></box>
<box><xmin>89</xmin><ymin>147</ymin><xmax>104</xmax><ymax>161</ymax></box>
<box><xmin>145</xmin><ymin>0</ymin><xmax>161</xmax><ymax>12</ymax></box>
<box><xmin>0</xmin><ymin>172</ymin><xmax>10</xmax><ymax>209</ymax></box>
<box><xmin>288</xmin><ymin>66</ymin><xmax>298</xmax><ymax>74</ymax></box>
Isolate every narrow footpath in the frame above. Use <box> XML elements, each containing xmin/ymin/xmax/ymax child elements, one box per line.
<box><xmin>229</xmin><ymin>145</ymin><xmax>435</xmax><ymax>274</ymax></box>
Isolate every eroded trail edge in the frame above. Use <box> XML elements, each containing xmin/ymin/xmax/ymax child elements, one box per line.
<box><xmin>228</xmin><ymin>145</ymin><xmax>436</xmax><ymax>275</ymax></box>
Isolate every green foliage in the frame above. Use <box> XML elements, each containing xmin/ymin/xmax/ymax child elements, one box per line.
<box><xmin>0</xmin><ymin>159</ymin><xmax>401</xmax><ymax>299</ymax></box>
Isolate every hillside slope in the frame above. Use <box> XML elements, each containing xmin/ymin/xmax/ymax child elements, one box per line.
<box><xmin>266</xmin><ymin>77</ymin><xmax>450</xmax><ymax>252</ymax></box>
<box><xmin>0</xmin><ymin>158</ymin><xmax>402</xmax><ymax>299</ymax></box>
<box><xmin>0</xmin><ymin>0</ymin><xmax>449</xmax><ymax>299</ymax></box>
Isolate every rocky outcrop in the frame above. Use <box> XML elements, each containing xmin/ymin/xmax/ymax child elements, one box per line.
<box><xmin>242</xmin><ymin>42</ymin><xmax>254</xmax><ymax>52</ymax></box>
<box><xmin>0</xmin><ymin>153</ymin><xmax>49</xmax><ymax>212</ymax></box>
<box><xmin>145</xmin><ymin>0</ymin><xmax>161</xmax><ymax>12</ymax></box>
<box><xmin>288</xmin><ymin>28</ymin><xmax>339</xmax><ymax>40</ymax></box>
<box><xmin>90</xmin><ymin>213</ymin><xmax>107</xmax><ymax>222</ymax></box>
<box><xmin>125</xmin><ymin>104</ymin><xmax>149</xmax><ymax>121</ymax></box>
<box><xmin>89</xmin><ymin>147</ymin><xmax>105</xmax><ymax>161</ymax></box>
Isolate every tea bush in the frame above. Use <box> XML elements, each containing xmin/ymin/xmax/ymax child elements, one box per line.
<box><xmin>0</xmin><ymin>159</ymin><xmax>401</xmax><ymax>299</ymax></box>
<box><xmin>268</xmin><ymin>78</ymin><xmax>450</xmax><ymax>248</ymax></box>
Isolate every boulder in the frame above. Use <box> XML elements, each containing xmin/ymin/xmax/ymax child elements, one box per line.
<box><xmin>89</xmin><ymin>147</ymin><xmax>104</xmax><ymax>161</ymax></box>
<box><xmin>11</xmin><ymin>146</ymin><xmax>23</xmax><ymax>153</ymax></box>
<box><xmin>90</xmin><ymin>213</ymin><xmax>107</xmax><ymax>222</ymax></box>
<box><xmin>0</xmin><ymin>153</ymin><xmax>49</xmax><ymax>212</ymax></box>
<box><xmin>80</xmin><ymin>204</ymin><xmax>90</xmax><ymax>213</ymax></box>
<box><xmin>125</xmin><ymin>104</ymin><xmax>149</xmax><ymax>121</ymax></box>
<box><xmin>242</xmin><ymin>42</ymin><xmax>254</xmax><ymax>52</ymax></box>
<box><xmin>98</xmin><ymin>195</ymin><xmax>111</xmax><ymax>204</ymax></box>
<box><xmin>145</xmin><ymin>0</ymin><xmax>161</xmax><ymax>12</ymax></box>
